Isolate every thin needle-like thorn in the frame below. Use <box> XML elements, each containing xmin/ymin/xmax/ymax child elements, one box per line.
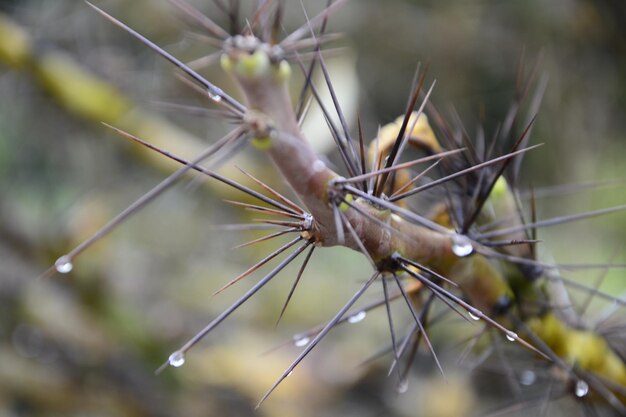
<box><xmin>150</xmin><ymin>100</ymin><xmax>233</xmax><ymax>119</ymax></box>
<box><xmin>342</xmin><ymin>184</ymin><xmax>452</xmax><ymax>234</ymax></box>
<box><xmin>545</xmin><ymin>274</ymin><xmax>626</xmax><ymax>309</ymax></box>
<box><xmin>356</xmin><ymin>115</ymin><xmax>368</xmax><ymax>191</ymax></box>
<box><xmin>297</xmin><ymin>95</ymin><xmax>314</xmax><ymax>127</ymax></box>
<box><xmin>248</xmin><ymin>0</ymin><xmax>274</xmax><ymax>37</ymax></box>
<box><xmin>375</xmin><ymin>66</ymin><xmax>428</xmax><ymax>196</ymax></box>
<box><xmin>339</xmin><ymin>209</ymin><xmax>375</xmax><ymax>268</ymax></box>
<box><xmin>381</xmin><ymin>80</ymin><xmax>438</xmax><ymax>198</ymax></box>
<box><xmin>86</xmin><ymin>1</ymin><xmax>245</xmax><ymax>114</ymax></box>
<box><xmin>491</xmin><ymin>330</ymin><xmax>523</xmax><ymax>398</ymax></box>
<box><xmin>392</xmin><ymin>81</ymin><xmax>437</xmax><ymax>166</ymax></box>
<box><xmin>292</xmin><ymin>54</ymin><xmax>356</xmax><ymax>177</ymax></box>
<box><xmin>110</xmin><ymin>128</ymin><xmax>299</xmax><ymax>216</ymax></box>
<box><xmin>256</xmin><ymin>272</ymin><xmax>378</xmax><ymax>408</ymax></box>
<box><xmin>480</xmin><ymin>238</ymin><xmax>541</xmax><ymax>248</ymax></box>
<box><xmin>397</xmin><ymin>255</ymin><xmax>459</xmax><ymax>288</ymax></box>
<box><xmin>461</xmin><ymin>116</ymin><xmax>537</xmax><ymax>233</ymax></box>
<box><xmin>456</xmin><ymin>324</ymin><xmax>488</xmax><ymax>365</ymax></box>
<box><xmin>476</xmin><ymin>245</ymin><xmax>626</xmax><ymax>272</ymax></box>
<box><xmin>519</xmin><ymin>179</ymin><xmax>626</xmax><ymax>200</ymax></box>
<box><xmin>387</xmin><ymin>321</ymin><xmax>419</xmax><ymax>376</ymax></box>
<box><xmin>398</xmin><ymin>261</ymin><xmax>552</xmax><ymax>362</ymax></box>
<box><xmin>254</xmin><ymin>219</ymin><xmax>307</xmax><ymax>228</ymax></box>
<box><xmin>156</xmin><ymin>241</ymin><xmax>311</xmax><ymax>374</ymax></box>
<box><xmin>169</xmin><ymin>0</ymin><xmax>230</xmax><ymax>39</ymax></box>
<box><xmin>477</xmin><ymin>204</ymin><xmax>626</xmax><ymax>240</ymax></box>
<box><xmin>264</xmin><ymin>281</ymin><xmax>424</xmax><ymax>359</ymax></box>
<box><xmin>335</xmin><ymin>148</ymin><xmax>464</xmax><ymax>185</ymax></box>
<box><xmin>186</xmin><ymin>51</ymin><xmax>222</xmax><ymax>70</ymax></box>
<box><xmin>282</xmin><ymin>0</ymin><xmax>347</xmax><ymax>44</ymax></box>
<box><xmin>237</xmin><ymin>167</ymin><xmax>304</xmax><ymax>214</ymax></box>
<box><xmin>389</xmin><ymin>144</ymin><xmax>543</xmax><ymax>202</ymax></box>
<box><xmin>275</xmin><ymin>245</ymin><xmax>316</xmax><ymax>326</ymax></box>
<box><xmin>529</xmin><ymin>186</ymin><xmax>538</xmax><ymax>259</ymax></box>
<box><xmin>392</xmin><ymin>273</ymin><xmax>446</xmax><ymax>380</ymax></box>
<box><xmin>512</xmin><ymin>74</ymin><xmax>548</xmax><ymax>184</ymax></box>
<box><xmin>55</xmin><ymin>125</ymin><xmax>243</xmax><ymax>267</ymax></box>
<box><xmin>224</xmin><ymin>200</ymin><xmax>303</xmax><ymax>220</ymax></box>
<box><xmin>390</xmin><ymin>159</ymin><xmax>442</xmax><ymax>198</ymax></box>
<box><xmin>388</xmin><ymin>292</ymin><xmax>437</xmax><ymax>376</ymax></box>
<box><xmin>368</xmin><ymin>129</ymin><xmax>381</xmax><ymax>193</ymax></box>
<box><xmin>299</xmin><ymin>4</ymin><xmax>353</xmax><ymax>149</ymax></box>
<box><xmin>339</xmin><ymin>195</ymin><xmax>410</xmax><ymax>239</ymax></box>
<box><xmin>212</xmin><ymin>223</ymin><xmax>284</xmax><ymax>231</ymax></box>
<box><xmin>332</xmin><ymin>202</ymin><xmax>345</xmax><ymax>244</ymax></box>
<box><xmin>293</xmin><ymin>0</ymin><xmax>334</xmax><ymax>120</ymax></box>
<box><xmin>382</xmin><ymin>277</ymin><xmax>400</xmax><ymax>378</ymax></box>
<box><xmin>312</xmin><ymin>45</ymin><xmax>360</xmax><ymax>176</ymax></box>
<box><xmin>232</xmin><ymin>227</ymin><xmax>299</xmax><ymax>249</ymax></box>
<box><xmin>215</xmin><ymin>236</ymin><xmax>303</xmax><ymax>294</ymax></box>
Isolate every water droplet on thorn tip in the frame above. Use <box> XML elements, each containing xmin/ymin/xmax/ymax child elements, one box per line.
<box><xmin>293</xmin><ymin>336</ymin><xmax>310</xmax><ymax>347</ymax></box>
<box><xmin>168</xmin><ymin>351</ymin><xmax>185</xmax><ymax>368</ymax></box>
<box><xmin>55</xmin><ymin>256</ymin><xmax>73</xmax><ymax>274</ymax></box>
<box><xmin>208</xmin><ymin>90</ymin><xmax>222</xmax><ymax>102</ymax></box>
<box><xmin>348</xmin><ymin>311</ymin><xmax>366</xmax><ymax>324</ymax></box>
<box><xmin>451</xmin><ymin>234</ymin><xmax>473</xmax><ymax>257</ymax></box>
<box><xmin>575</xmin><ymin>380</ymin><xmax>589</xmax><ymax>398</ymax></box>
<box><xmin>505</xmin><ymin>331</ymin><xmax>518</xmax><ymax>342</ymax></box>
<box><xmin>397</xmin><ymin>379</ymin><xmax>409</xmax><ymax>394</ymax></box>
<box><xmin>468</xmin><ymin>310</ymin><xmax>481</xmax><ymax>321</ymax></box>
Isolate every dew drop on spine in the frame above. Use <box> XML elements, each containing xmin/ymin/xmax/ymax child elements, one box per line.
<box><xmin>168</xmin><ymin>351</ymin><xmax>185</xmax><ymax>368</ymax></box>
<box><xmin>505</xmin><ymin>331</ymin><xmax>518</xmax><ymax>342</ymax></box>
<box><xmin>396</xmin><ymin>378</ymin><xmax>409</xmax><ymax>394</ymax></box>
<box><xmin>575</xmin><ymin>380</ymin><xmax>589</xmax><ymax>398</ymax></box>
<box><xmin>55</xmin><ymin>255</ymin><xmax>73</xmax><ymax>274</ymax></box>
<box><xmin>208</xmin><ymin>90</ymin><xmax>222</xmax><ymax>103</ymax></box>
<box><xmin>468</xmin><ymin>310</ymin><xmax>481</xmax><ymax>321</ymax></box>
<box><xmin>293</xmin><ymin>335</ymin><xmax>310</xmax><ymax>347</ymax></box>
<box><xmin>348</xmin><ymin>311</ymin><xmax>366</xmax><ymax>324</ymax></box>
<box><xmin>451</xmin><ymin>234</ymin><xmax>473</xmax><ymax>257</ymax></box>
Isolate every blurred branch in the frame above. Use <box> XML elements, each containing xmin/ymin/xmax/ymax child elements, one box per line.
<box><xmin>0</xmin><ymin>12</ymin><xmax>248</xmax><ymax>199</ymax></box>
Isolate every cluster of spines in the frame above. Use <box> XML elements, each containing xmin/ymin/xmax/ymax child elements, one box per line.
<box><xmin>44</xmin><ymin>1</ymin><xmax>626</xmax><ymax>414</ymax></box>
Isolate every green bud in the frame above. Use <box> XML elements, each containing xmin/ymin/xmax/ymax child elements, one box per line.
<box><xmin>251</xmin><ymin>136</ymin><xmax>272</xmax><ymax>150</ymax></box>
<box><xmin>234</xmin><ymin>50</ymin><xmax>270</xmax><ymax>79</ymax></box>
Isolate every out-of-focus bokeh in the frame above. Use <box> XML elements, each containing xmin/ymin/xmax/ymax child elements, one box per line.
<box><xmin>1</xmin><ymin>1</ymin><xmax>625</xmax><ymax>416</ymax></box>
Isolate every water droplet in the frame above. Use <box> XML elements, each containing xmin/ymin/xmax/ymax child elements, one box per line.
<box><xmin>396</xmin><ymin>378</ymin><xmax>409</xmax><ymax>394</ymax></box>
<box><xmin>208</xmin><ymin>90</ymin><xmax>222</xmax><ymax>102</ymax></box>
<box><xmin>348</xmin><ymin>311</ymin><xmax>366</xmax><ymax>324</ymax></box>
<box><xmin>312</xmin><ymin>159</ymin><xmax>326</xmax><ymax>173</ymax></box>
<box><xmin>505</xmin><ymin>331</ymin><xmax>518</xmax><ymax>342</ymax></box>
<box><xmin>519</xmin><ymin>370</ymin><xmax>536</xmax><ymax>386</ymax></box>
<box><xmin>293</xmin><ymin>336</ymin><xmax>310</xmax><ymax>347</ymax></box>
<box><xmin>287</xmin><ymin>370</ymin><xmax>293</xmax><ymax>377</ymax></box>
<box><xmin>575</xmin><ymin>380</ymin><xmax>589</xmax><ymax>398</ymax></box>
<box><xmin>468</xmin><ymin>310</ymin><xmax>481</xmax><ymax>321</ymax></box>
<box><xmin>451</xmin><ymin>234</ymin><xmax>474</xmax><ymax>257</ymax></box>
<box><xmin>54</xmin><ymin>255</ymin><xmax>73</xmax><ymax>274</ymax></box>
<box><xmin>168</xmin><ymin>351</ymin><xmax>185</xmax><ymax>368</ymax></box>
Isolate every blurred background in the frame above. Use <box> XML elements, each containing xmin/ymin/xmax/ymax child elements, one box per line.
<box><xmin>1</xmin><ymin>0</ymin><xmax>625</xmax><ymax>416</ymax></box>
